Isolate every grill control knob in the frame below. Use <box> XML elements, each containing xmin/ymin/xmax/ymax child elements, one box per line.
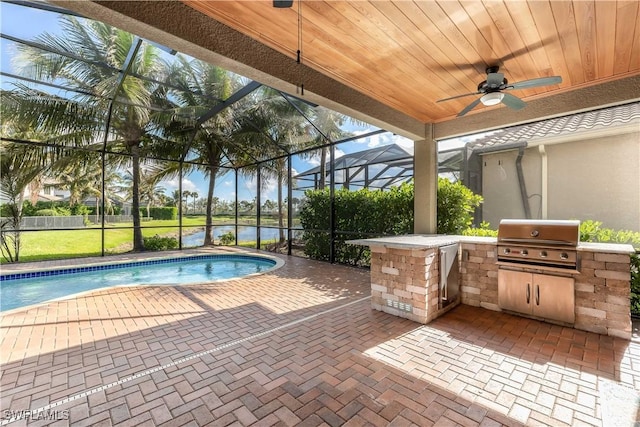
<box><xmin>560</xmin><ymin>252</ymin><xmax>569</xmax><ymax>260</ymax></box>
<box><xmin>540</xmin><ymin>251</ymin><xmax>548</xmax><ymax>258</ymax></box>
<box><xmin>531</xmin><ymin>229</ymin><xmax>540</xmax><ymax>237</ymax></box>
<box><xmin>521</xmin><ymin>249</ymin><xmax>528</xmax><ymax>256</ymax></box>
<box><xmin>503</xmin><ymin>248</ymin><xmax>511</xmax><ymax>254</ymax></box>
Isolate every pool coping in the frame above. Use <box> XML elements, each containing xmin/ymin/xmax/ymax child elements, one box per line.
<box><xmin>0</xmin><ymin>247</ymin><xmax>285</xmax><ymax>315</ymax></box>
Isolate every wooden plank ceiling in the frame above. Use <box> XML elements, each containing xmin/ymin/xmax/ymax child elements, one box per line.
<box><xmin>183</xmin><ymin>0</ymin><xmax>640</xmax><ymax>123</ymax></box>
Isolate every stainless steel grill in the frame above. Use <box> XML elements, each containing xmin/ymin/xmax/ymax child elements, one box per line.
<box><xmin>497</xmin><ymin>219</ymin><xmax>580</xmax><ymax>271</ymax></box>
<box><xmin>496</xmin><ymin>219</ymin><xmax>579</xmax><ymax>324</ymax></box>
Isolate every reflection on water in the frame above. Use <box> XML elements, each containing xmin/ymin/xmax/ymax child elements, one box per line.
<box><xmin>182</xmin><ymin>226</ymin><xmax>281</xmax><ymax>247</ymax></box>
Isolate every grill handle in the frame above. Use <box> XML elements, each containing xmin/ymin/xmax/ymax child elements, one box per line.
<box><xmin>536</xmin><ymin>285</ymin><xmax>540</xmax><ymax>306</ymax></box>
<box><xmin>526</xmin><ymin>283</ymin><xmax>530</xmax><ymax>304</ymax></box>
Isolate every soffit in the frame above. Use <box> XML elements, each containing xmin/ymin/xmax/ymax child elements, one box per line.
<box><xmin>182</xmin><ymin>0</ymin><xmax>640</xmax><ymax>124</ymax></box>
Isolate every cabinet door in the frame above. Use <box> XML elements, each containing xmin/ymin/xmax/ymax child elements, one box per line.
<box><xmin>532</xmin><ymin>274</ymin><xmax>575</xmax><ymax>323</ymax></box>
<box><xmin>498</xmin><ymin>269</ymin><xmax>532</xmax><ymax>314</ymax></box>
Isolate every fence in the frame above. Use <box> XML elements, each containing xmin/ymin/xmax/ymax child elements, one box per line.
<box><xmin>87</xmin><ymin>215</ymin><xmax>133</xmax><ymax>224</ymax></box>
<box><xmin>0</xmin><ymin>215</ymin><xmax>133</xmax><ymax>229</ymax></box>
<box><xmin>1</xmin><ymin>215</ymin><xmax>86</xmax><ymax>229</ymax></box>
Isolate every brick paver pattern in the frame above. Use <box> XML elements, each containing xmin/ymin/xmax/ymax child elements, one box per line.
<box><xmin>1</xmin><ymin>248</ymin><xmax>639</xmax><ymax>426</ymax></box>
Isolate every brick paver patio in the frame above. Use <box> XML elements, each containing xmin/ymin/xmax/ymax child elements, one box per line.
<box><xmin>1</xmin><ymin>248</ymin><xmax>639</xmax><ymax>426</ymax></box>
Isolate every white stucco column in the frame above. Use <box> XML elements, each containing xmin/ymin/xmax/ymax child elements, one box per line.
<box><xmin>414</xmin><ymin>124</ymin><xmax>437</xmax><ymax>234</ymax></box>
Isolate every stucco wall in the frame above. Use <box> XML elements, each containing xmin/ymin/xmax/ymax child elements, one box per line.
<box><xmin>481</xmin><ymin>130</ymin><xmax>640</xmax><ymax>231</ymax></box>
<box><xmin>481</xmin><ymin>148</ymin><xmax>542</xmax><ymax>227</ymax></box>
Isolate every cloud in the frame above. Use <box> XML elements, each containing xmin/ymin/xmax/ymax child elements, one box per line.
<box><xmin>307</xmin><ymin>157</ymin><xmax>320</xmax><ymax>167</ymax></box>
<box><xmin>345</xmin><ymin>131</ymin><xmax>413</xmax><ymax>151</ymax></box>
<box><xmin>392</xmin><ymin>134</ymin><xmax>414</xmax><ymax>151</ymax></box>
<box><xmin>366</xmin><ymin>134</ymin><xmax>381</xmax><ymax>148</ymax></box>
<box><xmin>305</xmin><ymin>148</ymin><xmax>345</xmax><ymax>167</ymax></box>
<box><xmin>243</xmin><ymin>176</ymin><xmax>277</xmax><ymax>200</ymax></box>
<box><xmin>162</xmin><ymin>177</ymin><xmax>199</xmax><ymax>193</ymax></box>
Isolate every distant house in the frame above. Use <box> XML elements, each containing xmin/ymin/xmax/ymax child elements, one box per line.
<box><xmin>20</xmin><ymin>180</ymin><xmax>131</xmax><ymax>216</ymax></box>
<box><xmin>21</xmin><ymin>178</ymin><xmax>68</xmax><ymax>204</ymax></box>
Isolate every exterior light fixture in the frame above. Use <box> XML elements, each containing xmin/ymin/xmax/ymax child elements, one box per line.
<box><xmin>480</xmin><ymin>92</ymin><xmax>504</xmax><ymax>106</ymax></box>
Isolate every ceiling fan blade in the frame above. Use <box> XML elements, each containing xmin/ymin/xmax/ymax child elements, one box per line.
<box><xmin>508</xmin><ymin>76</ymin><xmax>562</xmax><ymax>90</ymax></box>
<box><xmin>501</xmin><ymin>93</ymin><xmax>526</xmax><ymax>110</ymax></box>
<box><xmin>457</xmin><ymin>97</ymin><xmax>483</xmax><ymax>117</ymax></box>
<box><xmin>486</xmin><ymin>72</ymin><xmax>504</xmax><ymax>87</ymax></box>
<box><xmin>436</xmin><ymin>91</ymin><xmax>481</xmax><ymax>103</ymax></box>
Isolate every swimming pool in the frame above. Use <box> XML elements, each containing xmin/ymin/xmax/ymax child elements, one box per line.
<box><xmin>0</xmin><ymin>254</ymin><xmax>277</xmax><ymax>312</ymax></box>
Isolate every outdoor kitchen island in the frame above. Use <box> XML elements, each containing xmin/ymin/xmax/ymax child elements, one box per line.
<box><xmin>348</xmin><ymin>233</ymin><xmax>635</xmax><ymax>340</ymax></box>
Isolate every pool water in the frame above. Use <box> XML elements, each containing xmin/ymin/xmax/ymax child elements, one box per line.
<box><xmin>0</xmin><ymin>255</ymin><xmax>276</xmax><ymax>311</ymax></box>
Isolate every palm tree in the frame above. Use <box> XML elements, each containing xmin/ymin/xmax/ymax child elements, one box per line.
<box><xmin>309</xmin><ymin>109</ymin><xmax>353</xmax><ymax>190</ymax></box>
<box><xmin>0</xmin><ymin>142</ymin><xmax>51</xmax><ymax>262</ymax></box>
<box><xmin>170</xmin><ymin>189</ymin><xmax>182</xmax><ymax>207</ymax></box>
<box><xmin>152</xmin><ymin>56</ymin><xmax>246</xmax><ymax>245</ymax></box>
<box><xmin>182</xmin><ymin>190</ymin><xmax>192</xmax><ymax>213</ymax></box>
<box><xmin>238</xmin><ymin>90</ymin><xmax>311</xmax><ymax>243</ymax></box>
<box><xmin>100</xmin><ymin>169</ymin><xmax>124</xmax><ymax>217</ymax></box>
<box><xmin>191</xmin><ymin>191</ymin><xmax>199</xmax><ymax>213</ymax></box>
<box><xmin>54</xmin><ymin>156</ymin><xmax>102</xmax><ymax>208</ymax></box>
<box><xmin>5</xmin><ymin>16</ymin><xmax>169</xmax><ymax>251</ymax></box>
<box><xmin>0</xmin><ymin>111</ymin><xmax>60</xmax><ymax>261</ymax></box>
<box><xmin>140</xmin><ymin>174</ymin><xmax>166</xmax><ymax>219</ymax></box>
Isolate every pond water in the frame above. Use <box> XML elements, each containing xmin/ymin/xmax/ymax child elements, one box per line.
<box><xmin>182</xmin><ymin>226</ymin><xmax>284</xmax><ymax>247</ymax></box>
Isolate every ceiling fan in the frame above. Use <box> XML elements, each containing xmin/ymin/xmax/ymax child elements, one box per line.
<box><xmin>437</xmin><ymin>66</ymin><xmax>562</xmax><ymax>117</ymax></box>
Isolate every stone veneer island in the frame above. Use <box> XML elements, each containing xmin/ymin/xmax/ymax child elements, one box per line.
<box><xmin>348</xmin><ymin>235</ymin><xmax>635</xmax><ymax>340</ymax></box>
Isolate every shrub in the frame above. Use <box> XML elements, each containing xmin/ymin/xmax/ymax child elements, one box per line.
<box><xmin>218</xmin><ymin>231</ymin><xmax>235</xmax><ymax>245</ymax></box>
<box><xmin>437</xmin><ymin>177</ymin><xmax>483</xmax><ymax>234</ymax></box>
<box><xmin>299</xmin><ymin>180</ymin><xmax>482</xmax><ymax>266</ymax></box>
<box><xmin>25</xmin><ymin>201</ymin><xmax>62</xmax><ymax>216</ymax></box>
<box><xmin>34</xmin><ymin>207</ymin><xmax>71</xmax><ymax>216</ymax></box>
<box><xmin>1</xmin><ymin>203</ymin><xmax>14</xmax><ymax>217</ymax></box>
<box><xmin>6</xmin><ymin>201</ymin><xmax>92</xmax><ymax>217</ymax></box>
<box><xmin>299</xmin><ymin>182</ymin><xmax>416</xmax><ymax>266</ymax></box>
<box><xmin>34</xmin><ymin>209</ymin><xmax>56</xmax><ymax>216</ymax></box>
<box><xmin>140</xmin><ymin>207</ymin><xmax>178</xmax><ymax>220</ymax></box>
<box><xmin>143</xmin><ymin>234</ymin><xmax>178</xmax><ymax>251</ymax></box>
<box><xmin>70</xmin><ymin>204</ymin><xmax>91</xmax><ymax>216</ymax></box>
<box><xmin>463</xmin><ymin>221</ymin><xmax>498</xmax><ymax>237</ymax></box>
<box><xmin>631</xmin><ymin>253</ymin><xmax>640</xmax><ymax>317</ymax></box>
<box><xmin>579</xmin><ymin>220</ymin><xmax>640</xmax><ymax>249</ymax></box>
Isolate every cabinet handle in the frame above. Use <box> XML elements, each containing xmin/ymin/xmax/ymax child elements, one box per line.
<box><xmin>536</xmin><ymin>285</ymin><xmax>540</xmax><ymax>306</ymax></box>
<box><xmin>526</xmin><ymin>283</ymin><xmax>530</xmax><ymax>304</ymax></box>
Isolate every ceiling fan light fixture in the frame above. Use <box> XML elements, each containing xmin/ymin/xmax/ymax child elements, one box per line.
<box><xmin>480</xmin><ymin>92</ymin><xmax>504</xmax><ymax>106</ymax></box>
<box><xmin>273</xmin><ymin>0</ymin><xmax>293</xmax><ymax>8</ymax></box>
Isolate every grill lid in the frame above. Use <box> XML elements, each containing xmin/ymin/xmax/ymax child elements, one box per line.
<box><xmin>497</xmin><ymin>219</ymin><xmax>580</xmax><ymax>247</ymax></box>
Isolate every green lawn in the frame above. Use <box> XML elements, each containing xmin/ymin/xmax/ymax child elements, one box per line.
<box><xmin>3</xmin><ymin>215</ymin><xmax>300</xmax><ymax>263</ymax></box>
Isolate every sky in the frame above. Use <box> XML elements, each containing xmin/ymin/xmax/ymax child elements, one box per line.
<box><xmin>1</xmin><ymin>2</ymin><xmax>422</xmax><ymax>204</ymax></box>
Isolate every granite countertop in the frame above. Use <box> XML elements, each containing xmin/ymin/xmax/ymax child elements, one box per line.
<box><xmin>576</xmin><ymin>241</ymin><xmax>636</xmax><ymax>254</ymax></box>
<box><xmin>346</xmin><ymin>234</ymin><xmax>495</xmax><ymax>250</ymax></box>
<box><xmin>347</xmin><ymin>234</ymin><xmax>636</xmax><ymax>254</ymax></box>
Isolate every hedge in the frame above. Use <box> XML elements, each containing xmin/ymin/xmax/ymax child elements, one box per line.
<box><xmin>299</xmin><ymin>179</ymin><xmax>482</xmax><ymax>266</ymax></box>
<box><xmin>140</xmin><ymin>207</ymin><xmax>178</xmax><ymax>220</ymax></box>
